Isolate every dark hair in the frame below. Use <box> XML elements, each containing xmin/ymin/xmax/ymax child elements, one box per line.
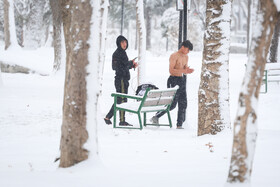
<box><xmin>116</xmin><ymin>35</ymin><xmax>128</xmax><ymax>50</ymax></box>
<box><xmin>180</xmin><ymin>40</ymin><xmax>193</xmax><ymax>51</ymax></box>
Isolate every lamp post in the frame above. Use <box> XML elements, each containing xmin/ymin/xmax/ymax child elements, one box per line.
<box><xmin>177</xmin><ymin>0</ymin><xmax>188</xmax><ymax>49</ymax></box>
<box><xmin>183</xmin><ymin>0</ymin><xmax>188</xmax><ymax>41</ymax></box>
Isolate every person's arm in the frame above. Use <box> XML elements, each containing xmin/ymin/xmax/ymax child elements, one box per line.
<box><xmin>127</xmin><ymin>58</ymin><xmax>138</xmax><ymax>69</ymax></box>
<box><xmin>183</xmin><ymin>56</ymin><xmax>194</xmax><ymax>74</ymax></box>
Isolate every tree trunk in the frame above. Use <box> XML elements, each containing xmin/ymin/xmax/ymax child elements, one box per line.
<box><xmin>197</xmin><ymin>0</ymin><xmax>232</xmax><ymax>136</ymax></box>
<box><xmin>59</xmin><ymin>0</ymin><xmax>93</xmax><ymax>168</ymax></box>
<box><xmin>98</xmin><ymin>0</ymin><xmax>109</xmax><ymax>91</ymax></box>
<box><xmin>50</xmin><ymin>0</ymin><xmax>62</xmax><ymax>72</ymax></box>
<box><xmin>227</xmin><ymin>0</ymin><xmax>277</xmax><ymax>183</ymax></box>
<box><xmin>4</xmin><ymin>0</ymin><xmax>11</xmax><ymax>50</ymax></box>
<box><xmin>269</xmin><ymin>12</ymin><xmax>280</xmax><ymax>63</ymax></box>
<box><xmin>136</xmin><ymin>0</ymin><xmax>146</xmax><ymax>86</ymax></box>
<box><xmin>145</xmin><ymin>5</ymin><xmax>151</xmax><ymax>50</ymax></box>
<box><xmin>4</xmin><ymin>0</ymin><xmax>18</xmax><ymax>50</ymax></box>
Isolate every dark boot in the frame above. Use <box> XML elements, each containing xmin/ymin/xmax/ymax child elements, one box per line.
<box><xmin>119</xmin><ymin>121</ymin><xmax>133</xmax><ymax>126</ymax></box>
<box><xmin>104</xmin><ymin>118</ymin><xmax>112</xmax><ymax>125</ymax></box>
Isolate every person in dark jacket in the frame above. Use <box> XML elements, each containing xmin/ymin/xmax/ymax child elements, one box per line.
<box><xmin>104</xmin><ymin>35</ymin><xmax>138</xmax><ymax>126</ymax></box>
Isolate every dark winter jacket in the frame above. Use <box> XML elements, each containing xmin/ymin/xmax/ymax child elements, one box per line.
<box><xmin>112</xmin><ymin>35</ymin><xmax>134</xmax><ymax>80</ymax></box>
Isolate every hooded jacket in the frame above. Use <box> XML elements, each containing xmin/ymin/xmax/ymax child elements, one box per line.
<box><xmin>112</xmin><ymin>35</ymin><xmax>134</xmax><ymax>80</ymax></box>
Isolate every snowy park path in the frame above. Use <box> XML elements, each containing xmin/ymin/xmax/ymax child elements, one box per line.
<box><xmin>0</xmin><ymin>51</ymin><xmax>279</xmax><ymax>187</ymax></box>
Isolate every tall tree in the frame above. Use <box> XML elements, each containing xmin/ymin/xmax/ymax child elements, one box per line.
<box><xmin>145</xmin><ymin>2</ymin><xmax>151</xmax><ymax>50</ymax></box>
<box><xmin>136</xmin><ymin>0</ymin><xmax>146</xmax><ymax>86</ymax></box>
<box><xmin>59</xmin><ymin>0</ymin><xmax>101</xmax><ymax>167</ymax></box>
<box><xmin>4</xmin><ymin>0</ymin><xmax>17</xmax><ymax>50</ymax></box>
<box><xmin>197</xmin><ymin>0</ymin><xmax>232</xmax><ymax>136</ymax></box>
<box><xmin>226</xmin><ymin>0</ymin><xmax>277</xmax><ymax>184</ymax></box>
<box><xmin>269</xmin><ymin>11</ymin><xmax>280</xmax><ymax>63</ymax></box>
<box><xmin>144</xmin><ymin>0</ymin><xmax>173</xmax><ymax>50</ymax></box>
<box><xmin>50</xmin><ymin>0</ymin><xmax>62</xmax><ymax>72</ymax></box>
<box><xmin>98</xmin><ymin>0</ymin><xmax>109</xmax><ymax>89</ymax></box>
<box><xmin>0</xmin><ymin>0</ymin><xmax>4</xmax><ymax>43</ymax></box>
<box><xmin>23</xmin><ymin>0</ymin><xmax>51</xmax><ymax>49</ymax></box>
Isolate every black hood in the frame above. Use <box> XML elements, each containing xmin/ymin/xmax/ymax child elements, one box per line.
<box><xmin>116</xmin><ymin>35</ymin><xmax>128</xmax><ymax>50</ymax></box>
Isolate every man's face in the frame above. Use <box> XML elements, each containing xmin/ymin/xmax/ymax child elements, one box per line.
<box><xmin>120</xmin><ymin>40</ymin><xmax>127</xmax><ymax>50</ymax></box>
<box><xmin>182</xmin><ymin>46</ymin><xmax>190</xmax><ymax>54</ymax></box>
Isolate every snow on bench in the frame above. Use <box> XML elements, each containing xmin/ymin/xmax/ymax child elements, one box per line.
<box><xmin>266</xmin><ymin>63</ymin><xmax>280</xmax><ymax>83</ymax></box>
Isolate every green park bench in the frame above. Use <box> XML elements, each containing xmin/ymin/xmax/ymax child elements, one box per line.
<box><xmin>245</xmin><ymin>63</ymin><xmax>280</xmax><ymax>93</ymax></box>
<box><xmin>111</xmin><ymin>86</ymin><xmax>179</xmax><ymax>130</ymax></box>
<box><xmin>262</xmin><ymin>63</ymin><xmax>280</xmax><ymax>93</ymax></box>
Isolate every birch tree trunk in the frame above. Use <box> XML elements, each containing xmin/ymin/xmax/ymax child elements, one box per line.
<box><xmin>197</xmin><ymin>0</ymin><xmax>232</xmax><ymax>136</ymax></box>
<box><xmin>4</xmin><ymin>0</ymin><xmax>11</xmax><ymax>49</ymax></box>
<box><xmin>136</xmin><ymin>0</ymin><xmax>146</xmax><ymax>86</ymax></box>
<box><xmin>59</xmin><ymin>0</ymin><xmax>100</xmax><ymax>168</ymax></box>
<box><xmin>98</xmin><ymin>0</ymin><xmax>109</xmax><ymax>90</ymax></box>
<box><xmin>4</xmin><ymin>0</ymin><xmax>17</xmax><ymax>50</ymax></box>
<box><xmin>145</xmin><ymin>5</ymin><xmax>151</xmax><ymax>50</ymax></box>
<box><xmin>227</xmin><ymin>0</ymin><xmax>277</xmax><ymax>183</ymax></box>
<box><xmin>269</xmin><ymin>12</ymin><xmax>280</xmax><ymax>63</ymax></box>
<box><xmin>50</xmin><ymin>0</ymin><xmax>62</xmax><ymax>72</ymax></box>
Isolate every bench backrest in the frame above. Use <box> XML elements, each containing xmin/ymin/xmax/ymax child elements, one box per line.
<box><xmin>140</xmin><ymin>86</ymin><xmax>178</xmax><ymax>110</ymax></box>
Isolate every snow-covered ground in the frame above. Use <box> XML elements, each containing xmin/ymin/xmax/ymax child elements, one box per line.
<box><xmin>0</xmin><ymin>47</ymin><xmax>280</xmax><ymax>187</ymax></box>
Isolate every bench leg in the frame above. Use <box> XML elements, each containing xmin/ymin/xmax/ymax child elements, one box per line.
<box><xmin>167</xmin><ymin>110</ymin><xmax>172</xmax><ymax>128</ymax></box>
<box><xmin>138</xmin><ymin>112</ymin><xmax>143</xmax><ymax>130</ymax></box>
<box><xmin>113</xmin><ymin>108</ymin><xmax>117</xmax><ymax>128</ymax></box>
<box><xmin>144</xmin><ymin>112</ymin><xmax>147</xmax><ymax>127</ymax></box>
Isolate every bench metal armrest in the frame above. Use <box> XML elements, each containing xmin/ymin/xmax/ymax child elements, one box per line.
<box><xmin>111</xmin><ymin>93</ymin><xmax>143</xmax><ymax>101</ymax></box>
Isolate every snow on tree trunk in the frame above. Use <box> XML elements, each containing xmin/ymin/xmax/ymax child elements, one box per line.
<box><xmin>197</xmin><ymin>0</ymin><xmax>232</xmax><ymax>136</ymax></box>
<box><xmin>59</xmin><ymin>0</ymin><xmax>100</xmax><ymax>167</ymax></box>
<box><xmin>98</xmin><ymin>0</ymin><xmax>109</xmax><ymax>90</ymax></box>
<box><xmin>136</xmin><ymin>0</ymin><xmax>146</xmax><ymax>86</ymax></box>
<box><xmin>145</xmin><ymin>5</ymin><xmax>151</xmax><ymax>50</ymax></box>
<box><xmin>269</xmin><ymin>12</ymin><xmax>280</xmax><ymax>63</ymax></box>
<box><xmin>4</xmin><ymin>0</ymin><xmax>17</xmax><ymax>50</ymax></box>
<box><xmin>50</xmin><ymin>0</ymin><xmax>62</xmax><ymax>72</ymax></box>
<box><xmin>226</xmin><ymin>0</ymin><xmax>277</xmax><ymax>183</ymax></box>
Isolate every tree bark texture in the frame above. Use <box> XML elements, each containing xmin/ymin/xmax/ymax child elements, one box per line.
<box><xmin>59</xmin><ymin>0</ymin><xmax>92</xmax><ymax>168</ymax></box>
<box><xmin>227</xmin><ymin>0</ymin><xmax>277</xmax><ymax>183</ymax></box>
<box><xmin>4</xmin><ymin>0</ymin><xmax>11</xmax><ymax>50</ymax></box>
<box><xmin>269</xmin><ymin>12</ymin><xmax>280</xmax><ymax>63</ymax></box>
<box><xmin>50</xmin><ymin>0</ymin><xmax>62</xmax><ymax>72</ymax></box>
<box><xmin>198</xmin><ymin>0</ymin><xmax>232</xmax><ymax>136</ymax></box>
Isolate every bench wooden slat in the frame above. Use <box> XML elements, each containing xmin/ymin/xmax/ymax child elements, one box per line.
<box><xmin>143</xmin><ymin>98</ymin><xmax>173</xmax><ymax>107</ymax></box>
<box><xmin>147</xmin><ymin>92</ymin><xmax>161</xmax><ymax>98</ymax></box>
<box><xmin>161</xmin><ymin>91</ymin><xmax>177</xmax><ymax>97</ymax></box>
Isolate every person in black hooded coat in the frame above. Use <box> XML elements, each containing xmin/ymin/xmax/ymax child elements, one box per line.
<box><xmin>104</xmin><ymin>35</ymin><xmax>138</xmax><ymax>126</ymax></box>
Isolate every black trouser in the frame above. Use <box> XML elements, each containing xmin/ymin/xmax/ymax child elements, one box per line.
<box><xmin>156</xmin><ymin>75</ymin><xmax>187</xmax><ymax>126</ymax></box>
<box><xmin>106</xmin><ymin>77</ymin><xmax>129</xmax><ymax>122</ymax></box>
